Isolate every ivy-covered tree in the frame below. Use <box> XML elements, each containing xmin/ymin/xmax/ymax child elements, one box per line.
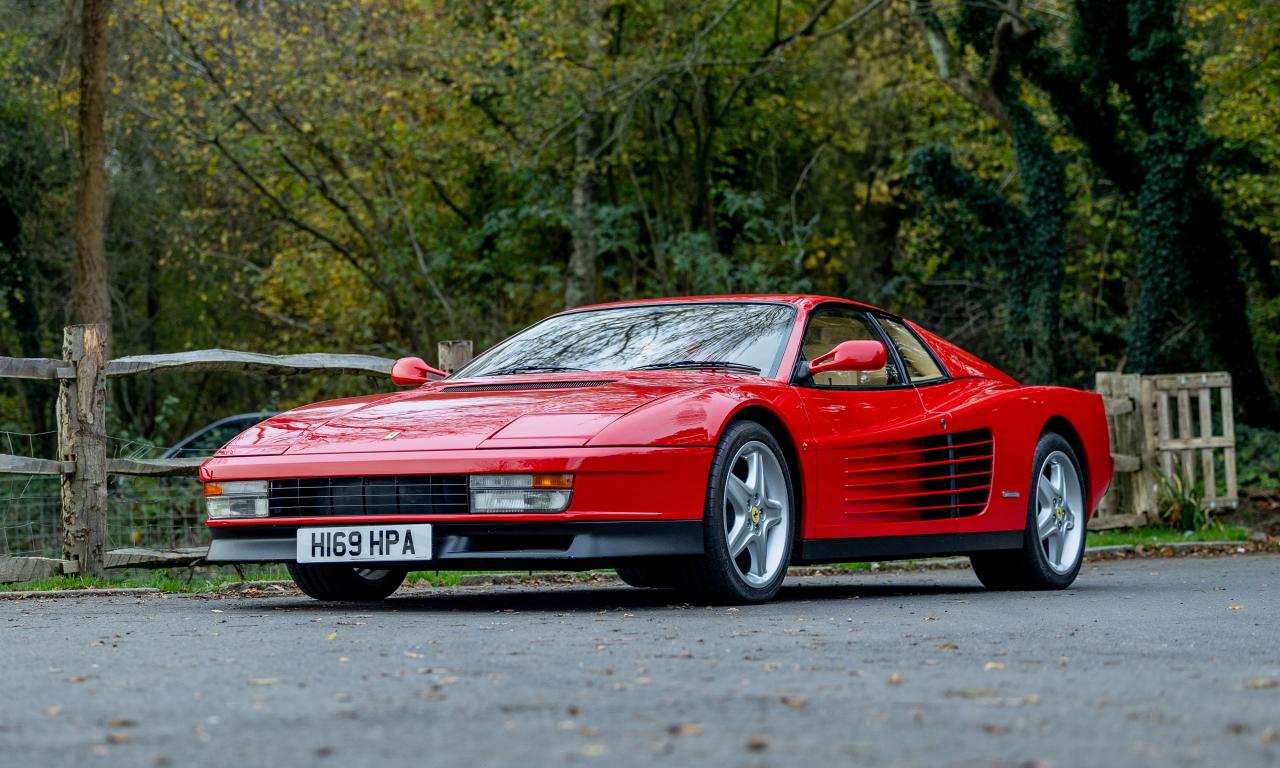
<box><xmin>1018</xmin><ymin>0</ymin><xmax>1278</xmax><ymax>425</ymax></box>
<box><xmin>905</xmin><ymin>1</ymin><xmax>1067</xmax><ymax>384</ymax></box>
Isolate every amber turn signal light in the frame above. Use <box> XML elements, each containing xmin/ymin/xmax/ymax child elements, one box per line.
<box><xmin>530</xmin><ymin>474</ymin><xmax>574</xmax><ymax>489</ymax></box>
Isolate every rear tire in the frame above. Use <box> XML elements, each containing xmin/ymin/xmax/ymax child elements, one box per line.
<box><xmin>682</xmin><ymin>420</ymin><xmax>795</xmax><ymax>605</ymax></box>
<box><xmin>287</xmin><ymin>563</ymin><xmax>407</xmax><ymax>602</ymax></box>
<box><xmin>971</xmin><ymin>432</ymin><xmax>1086</xmax><ymax>590</ymax></box>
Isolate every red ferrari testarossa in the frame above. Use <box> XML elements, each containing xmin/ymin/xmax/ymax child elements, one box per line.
<box><xmin>201</xmin><ymin>295</ymin><xmax>1110</xmax><ymax>603</ymax></box>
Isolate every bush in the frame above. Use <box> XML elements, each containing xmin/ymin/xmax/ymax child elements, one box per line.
<box><xmin>1155</xmin><ymin>471</ymin><xmax>1210</xmax><ymax>532</ymax></box>
<box><xmin>1236</xmin><ymin>425</ymin><xmax>1280</xmax><ymax>491</ymax></box>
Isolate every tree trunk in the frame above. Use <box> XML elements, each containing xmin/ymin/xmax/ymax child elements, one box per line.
<box><xmin>71</xmin><ymin>0</ymin><xmax>112</xmax><ymax>352</ymax></box>
<box><xmin>566</xmin><ymin>114</ymin><xmax>598</xmax><ymax>308</ymax></box>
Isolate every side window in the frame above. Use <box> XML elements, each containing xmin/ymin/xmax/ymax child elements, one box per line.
<box><xmin>876</xmin><ymin>317</ymin><xmax>946</xmax><ymax>382</ymax></box>
<box><xmin>801</xmin><ymin>310</ymin><xmax>901</xmax><ymax>387</ymax></box>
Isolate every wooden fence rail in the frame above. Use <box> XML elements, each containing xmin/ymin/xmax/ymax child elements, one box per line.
<box><xmin>0</xmin><ymin>325</ymin><xmax>473</xmax><ymax>582</ymax></box>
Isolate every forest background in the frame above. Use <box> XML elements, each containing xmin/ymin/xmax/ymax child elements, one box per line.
<box><xmin>1</xmin><ymin>0</ymin><xmax>1277</xmax><ymax>467</ymax></box>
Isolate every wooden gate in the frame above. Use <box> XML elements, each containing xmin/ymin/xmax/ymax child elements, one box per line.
<box><xmin>1095</xmin><ymin>371</ymin><xmax>1238</xmax><ymax>527</ymax></box>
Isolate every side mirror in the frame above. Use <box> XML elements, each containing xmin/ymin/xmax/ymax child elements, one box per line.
<box><xmin>391</xmin><ymin>356</ymin><xmax>448</xmax><ymax>385</ymax></box>
<box><xmin>806</xmin><ymin>340</ymin><xmax>887</xmax><ymax>377</ymax></box>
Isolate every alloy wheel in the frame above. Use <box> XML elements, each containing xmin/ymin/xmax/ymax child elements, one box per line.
<box><xmin>1035</xmin><ymin>450</ymin><xmax>1084</xmax><ymax>574</ymax></box>
<box><xmin>722</xmin><ymin>441</ymin><xmax>791</xmax><ymax>587</ymax></box>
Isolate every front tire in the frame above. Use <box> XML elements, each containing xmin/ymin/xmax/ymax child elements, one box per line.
<box><xmin>287</xmin><ymin>563</ymin><xmax>407</xmax><ymax>602</ymax></box>
<box><xmin>684</xmin><ymin>420</ymin><xmax>795</xmax><ymax>604</ymax></box>
<box><xmin>971</xmin><ymin>432</ymin><xmax>1086</xmax><ymax>590</ymax></box>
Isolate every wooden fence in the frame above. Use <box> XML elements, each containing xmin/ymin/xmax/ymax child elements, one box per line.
<box><xmin>1094</xmin><ymin>371</ymin><xmax>1238</xmax><ymax>528</ymax></box>
<box><xmin>0</xmin><ymin>324</ymin><xmax>472</xmax><ymax>582</ymax></box>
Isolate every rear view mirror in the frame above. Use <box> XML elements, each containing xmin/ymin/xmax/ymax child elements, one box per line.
<box><xmin>391</xmin><ymin>357</ymin><xmax>447</xmax><ymax>385</ymax></box>
<box><xmin>806</xmin><ymin>340</ymin><xmax>887</xmax><ymax>377</ymax></box>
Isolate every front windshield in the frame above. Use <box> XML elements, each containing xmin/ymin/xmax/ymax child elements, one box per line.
<box><xmin>455</xmin><ymin>302</ymin><xmax>796</xmax><ymax>378</ymax></box>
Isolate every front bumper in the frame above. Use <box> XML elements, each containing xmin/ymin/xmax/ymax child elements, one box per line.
<box><xmin>207</xmin><ymin>520</ymin><xmax>704</xmax><ymax>570</ymax></box>
<box><xmin>201</xmin><ymin>446</ymin><xmax>714</xmax><ymax>523</ymax></box>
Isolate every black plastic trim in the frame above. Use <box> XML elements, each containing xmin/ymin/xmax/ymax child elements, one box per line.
<box><xmin>207</xmin><ymin>520</ymin><xmax>704</xmax><ymax>569</ymax></box>
<box><xmin>797</xmin><ymin>531</ymin><xmax>1022</xmax><ymax>565</ymax></box>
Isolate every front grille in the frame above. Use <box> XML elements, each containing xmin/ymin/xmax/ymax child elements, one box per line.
<box><xmin>441</xmin><ymin>380</ymin><xmax>611</xmax><ymax>393</ymax></box>
<box><xmin>268</xmin><ymin>476</ymin><xmax>469</xmax><ymax>517</ymax></box>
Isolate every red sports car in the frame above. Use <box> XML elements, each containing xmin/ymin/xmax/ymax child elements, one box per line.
<box><xmin>201</xmin><ymin>295</ymin><xmax>1110</xmax><ymax>603</ymax></box>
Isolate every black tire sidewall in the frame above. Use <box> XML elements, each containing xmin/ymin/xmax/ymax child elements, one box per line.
<box><xmin>288</xmin><ymin>562</ymin><xmax>407</xmax><ymax>601</ymax></box>
<box><xmin>1021</xmin><ymin>433</ymin><xmax>1086</xmax><ymax>588</ymax></box>
<box><xmin>698</xmin><ymin>420</ymin><xmax>796</xmax><ymax>603</ymax></box>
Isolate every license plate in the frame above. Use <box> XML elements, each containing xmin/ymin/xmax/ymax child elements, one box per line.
<box><xmin>296</xmin><ymin>524</ymin><xmax>433</xmax><ymax>564</ymax></box>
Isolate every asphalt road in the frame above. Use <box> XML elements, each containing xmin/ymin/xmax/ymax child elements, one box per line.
<box><xmin>3</xmin><ymin>555</ymin><xmax>1278</xmax><ymax>768</ymax></box>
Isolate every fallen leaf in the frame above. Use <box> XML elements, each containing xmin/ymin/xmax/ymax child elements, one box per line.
<box><xmin>64</xmin><ymin>675</ymin><xmax>89</xmax><ymax>684</ymax></box>
<box><xmin>746</xmin><ymin>735</ymin><xmax>769</xmax><ymax>752</ymax></box>
<box><xmin>666</xmin><ymin>722</ymin><xmax>704</xmax><ymax>736</ymax></box>
<box><xmin>982</xmin><ymin>723</ymin><xmax>1010</xmax><ymax>735</ymax></box>
<box><xmin>984</xmin><ymin>662</ymin><xmax>1007</xmax><ymax>671</ymax></box>
<box><xmin>1229</xmin><ymin>604</ymin><xmax>1244</xmax><ymax>611</ymax></box>
<box><xmin>887</xmin><ymin>672</ymin><xmax>904</xmax><ymax>686</ymax></box>
<box><xmin>325</xmin><ymin>631</ymin><xmax>338</xmax><ymax>641</ymax></box>
<box><xmin>1247</xmin><ymin>678</ymin><xmax>1279</xmax><ymax>689</ymax></box>
<box><xmin>944</xmin><ymin>688</ymin><xmax>994</xmax><ymax>699</ymax></box>
<box><xmin>44</xmin><ymin>706</ymin><xmax>63</xmax><ymax>717</ymax></box>
<box><xmin>210</xmin><ymin>609</ymin><xmax>223</xmax><ymax>614</ymax></box>
<box><xmin>105</xmin><ymin>718</ymin><xmax>137</xmax><ymax>728</ymax></box>
<box><xmin>404</xmin><ymin>651</ymin><xmax>423</xmax><ymax>659</ymax></box>
<box><xmin>1261</xmin><ymin>728</ymin><xmax>1279</xmax><ymax>744</ymax></box>
<box><xmin>938</xmin><ymin>642</ymin><xmax>959</xmax><ymax>651</ymax></box>
<box><xmin>338</xmin><ymin>657</ymin><xmax>350</xmax><ymax>663</ymax></box>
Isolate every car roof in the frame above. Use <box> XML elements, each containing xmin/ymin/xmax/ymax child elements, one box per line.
<box><xmin>564</xmin><ymin>294</ymin><xmax>886</xmax><ymax>315</ymax></box>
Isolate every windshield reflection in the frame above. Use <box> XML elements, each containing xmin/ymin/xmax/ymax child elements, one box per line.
<box><xmin>455</xmin><ymin>302</ymin><xmax>796</xmax><ymax>378</ymax></box>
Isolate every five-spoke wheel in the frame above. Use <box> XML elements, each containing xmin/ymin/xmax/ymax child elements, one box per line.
<box><xmin>723</xmin><ymin>440</ymin><xmax>791</xmax><ymax>587</ymax></box>
<box><xmin>683</xmin><ymin>420</ymin><xmax>795</xmax><ymax>604</ymax></box>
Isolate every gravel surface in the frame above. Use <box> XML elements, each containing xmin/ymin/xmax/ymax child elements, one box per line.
<box><xmin>3</xmin><ymin>555</ymin><xmax>1278</xmax><ymax>767</ymax></box>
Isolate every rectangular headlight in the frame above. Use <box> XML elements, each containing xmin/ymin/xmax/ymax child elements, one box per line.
<box><xmin>205</xmin><ymin>480</ymin><xmax>268</xmax><ymax>519</ymax></box>
<box><xmin>469</xmin><ymin>475</ymin><xmax>573</xmax><ymax>513</ymax></box>
<box><xmin>207</xmin><ymin>496</ymin><xmax>269</xmax><ymax>519</ymax></box>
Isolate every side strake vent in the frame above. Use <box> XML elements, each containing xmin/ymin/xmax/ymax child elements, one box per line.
<box><xmin>842</xmin><ymin>428</ymin><xmax>994</xmax><ymax>522</ymax></box>
<box><xmin>441</xmin><ymin>380</ymin><xmax>612</xmax><ymax>393</ymax></box>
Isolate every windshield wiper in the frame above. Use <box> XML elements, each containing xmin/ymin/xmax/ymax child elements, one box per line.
<box><xmin>479</xmin><ymin>365</ymin><xmax>589</xmax><ymax>377</ymax></box>
<box><xmin>631</xmin><ymin>360</ymin><xmax>760</xmax><ymax>374</ymax></box>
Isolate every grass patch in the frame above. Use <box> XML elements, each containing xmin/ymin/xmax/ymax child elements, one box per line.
<box><xmin>0</xmin><ymin>565</ymin><xmax>290</xmax><ymax>593</ymax></box>
<box><xmin>1086</xmin><ymin>525</ymin><xmax>1248</xmax><ymax>547</ymax></box>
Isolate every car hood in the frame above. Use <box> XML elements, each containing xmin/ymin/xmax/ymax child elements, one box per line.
<box><xmin>216</xmin><ymin>373</ymin><xmax>727</xmax><ymax>455</ymax></box>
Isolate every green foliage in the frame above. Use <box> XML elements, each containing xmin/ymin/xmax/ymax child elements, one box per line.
<box><xmin>1155</xmin><ymin>470</ymin><xmax>1211</xmax><ymax>531</ymax></box>
<box><xmin>0</xmin><ymin>0</ymin><xmax>1276</xmax><ymax>447</ymax></box>
<box><xmin>1236</xmin><ymin>425</ymin><xmax>1280</xmax><ymax>491</ymax></box>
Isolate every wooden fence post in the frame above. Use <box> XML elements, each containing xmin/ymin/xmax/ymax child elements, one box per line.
<box><xmin>58</xmin><ymin>324</ymin><xmax>109</xmax><ymax>577</ymax></box>
<box><xmin>437</xmin><ymin>340</ymin><xmax>473</xmax><ymax>374</ymax></box>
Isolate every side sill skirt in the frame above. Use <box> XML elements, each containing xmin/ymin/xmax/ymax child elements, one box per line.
<box><xmin>797</xmin><ymin>531</ymin><xmax>1023</xmax><ymax>565</ymax></box>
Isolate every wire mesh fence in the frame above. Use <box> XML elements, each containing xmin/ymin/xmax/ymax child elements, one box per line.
<box><xmin>0</xmin><ymin>430</ymin><xmax>209</xmax><ymax>559</ymax></box>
